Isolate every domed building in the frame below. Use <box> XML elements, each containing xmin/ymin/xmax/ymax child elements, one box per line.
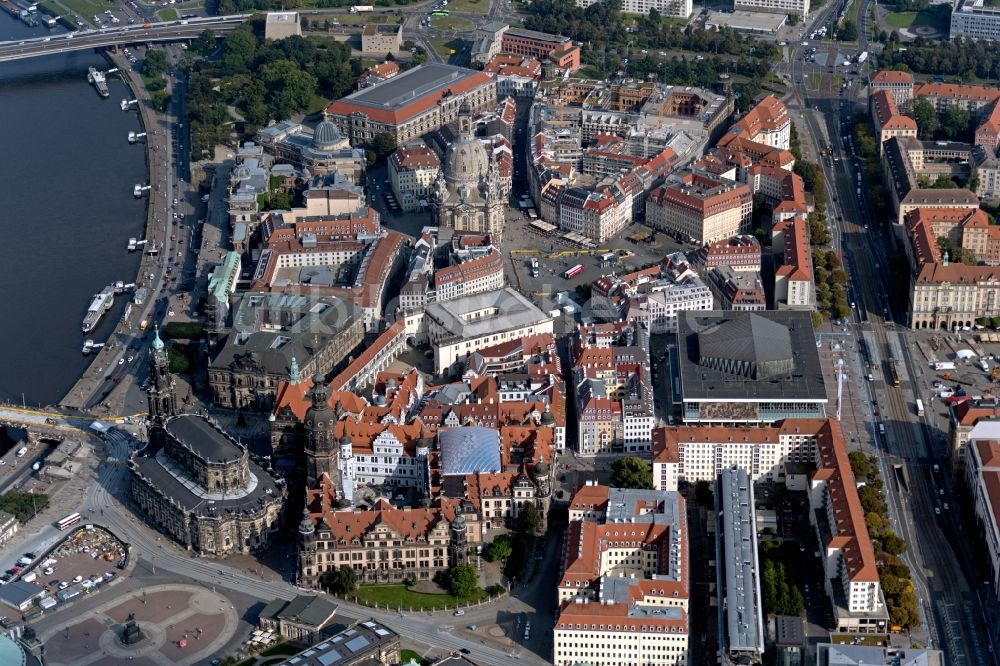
<box><xmin>255</xmin><ymin>114</ymin><xmax>366</xmax><ymax>183</ymax></box>
<box><xmin>431</xmin><ymin>101</ymin><xmax>506</xmax><ymax>239</ymax></box>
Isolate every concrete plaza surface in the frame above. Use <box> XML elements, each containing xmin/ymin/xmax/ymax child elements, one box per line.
<box><xmin>40</xmin><ymin>584</ymin><xmax>239</xmax><ymax>666</ymax></box>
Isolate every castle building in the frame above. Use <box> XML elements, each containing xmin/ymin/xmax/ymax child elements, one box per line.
<box><xmin>129</xmin><ymin>329</ymin><xmax>285</xmax><ymax>557</ymax></box>
<box><xmin>430</xmin><ymin>101</ymin><xmax>506</xmax><ymax>239</ymax></box>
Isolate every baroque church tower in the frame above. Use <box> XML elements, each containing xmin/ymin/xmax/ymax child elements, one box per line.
<box><xmin>147</xmin><ymin>327</ymin><xmax>177</xmax><ymax>424</ymax></box>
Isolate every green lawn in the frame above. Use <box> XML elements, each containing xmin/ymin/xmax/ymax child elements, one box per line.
<box><xmin>157</xmin><ymin>7</ymin><xmax>178</xmax><ymax>20</ymax></box>
<box><xmin>429</xmin><ymin>36</ymin><xmax>466</xmax><ymax>57</ymax></box>
<box><xmin>354</xmin><ymin>584</ymin><xmax>485</xmax><ymax>610</ymax></box>
<box><xmin>55</xmin><ymin>0</ymin><xmax>116</xmax><ymax>26</ymax></box>
<box><xmin>431</xmin><ymin>15</ymin><xmax>475</xmax><ymax>31</ymax></box>
<box><xmin>441</xmin><ymin>0</ymin><xmax>490</xmax><ymax>13</ymax></box>
<box><xmin>399</xmin><ymin>649</ymin><xmax>427</xmax><ymax>665</ymax></box>
<box><xmin>807</xmin><ymin>73</ymin><xmax>821</xmax><ymax>90</ymax></box>
<box><xmin>884</xmin><ymin>5</ymin><xmax>950</xmax><ymax>30</ymax></box>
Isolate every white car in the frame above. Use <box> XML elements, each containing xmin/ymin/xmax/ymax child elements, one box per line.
<box><xmin>127</xmin><ymin>356</ymin><xmax>134</xmax><ymax>364</ymax></box>
<box><xmin>118</xmin><ymin>358</ymin><xmax>124</xmax><ymax>366</ymax></box>
<box><xmin>453</xmin><ymin>610</ymin><xmax>465</xmax><ymax>617</ymax></box>
<box><xmin>72</xmin><ymin>575</ymin><xmax>83</xmax><ymax>583</ymax></box>
<box><xmin>938</xmin><ymin>389</ymin><xmax>955</xmax><ymax>398</ymax></box>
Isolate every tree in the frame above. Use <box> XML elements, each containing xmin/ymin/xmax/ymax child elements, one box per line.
<box><xmin>941</xmin><ymin>105</ymin><xmax>971</xmax><ymax>140</ymax></box>
<box><xmin>371</xmin><ymin>132</ymin><xmax>398</xmax><ymax>158</ymax></box>
<box><xmin>848</xmin><ymin>450</ymin><xmax>870</xmax><ymax>478</ymax></box>
<box><xmin>142</xmin><ymin>49</ymin><xmax>168</xmax><ymax>78</ymax></box>
<box><xmin>858</xmin><ymin>485</ymin><xmax>886</xmax><ymax>515</ymax></box>
<box><xmin>694</xmin><ymin>480</ymin><xmax>713</xmax><ymax>506</ymax></box>
<box><xmin>882</xmin><ymin>532</ymin><xmax>908</xmax><ymax>556</ymax></box>
<box><xmin>611</xmin><ymin>456</ymin><xmax>653</xmax><ymax>489</ymax></box>
<box><xmin>838</xmin><ymin>20</ymin><xmax>858</xmax><ymax>41</ymax></box>
<box><xmin>192</xmin><ymin>29</ymin><xmax>217</xmax><ymax>55</ymax></box>
<box><xmin>327</xmin><ymin>564</ymin><xmax>357</xmax><ymax>594</ymax></box>
<box><xmin>911</xmin><ymin>98</ymin><xmax>940</xmax><ymax>140</ymax></box>
<box><xmin>518</xmin><ymin>501</ymin><xmax>541</xmax><ymax>535</ymax></box>
<box><xmin>484</xmin><ymin>535</ymin><xmax>513</xmax><ymax>562</ymax></box>
<box><xmin>448</xmin><ymin>564</ymin><xmax>479</xmax><ymax>597</ymax></box>
<box><xmin>221</xmin><ymin>24</ymin><xmax>258</xmax><ymax>74</ymax></box>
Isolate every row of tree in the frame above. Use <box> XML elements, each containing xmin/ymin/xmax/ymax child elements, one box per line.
<box><xmin>887</xmin><ymin>37</ymin><xmax>1000</xmax><ymax>81</ymax></box>
<box><xmin>848</xmin><ymin>451</ymin><xmax>921</xmax><ymax>628</ymax></box>
<box><xmin>758</xmin><ymin>541</ymin><xmax>805</xmax><ymax>617</ymax></box>
<box><xmin>910</xmin><ymin>97</ymin><xmax>976</xmax><ymax>143</ymax></box>
<box><xmin>524</xmin><ymin>0</ymin><xmax>779</xmax><ymax>60</ymax></box>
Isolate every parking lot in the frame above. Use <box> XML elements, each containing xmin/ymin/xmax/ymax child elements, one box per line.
<box><xmin>501</xmin><ymin>216</ymin><xmax>692</xmax><ymax>305</ymax></box>
<box><xmin>6</xmin><ymin>526</ymin><xmax>126</xmax><ymax>607</ymax></box>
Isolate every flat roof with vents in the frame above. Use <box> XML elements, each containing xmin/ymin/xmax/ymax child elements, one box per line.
<box><xmin>717</xmin><ymin>467</ymin><xmax>764</xmax><ymax>659</ymax></box>
<box><xmin>675</xmin><ymin>310</ymin><xmax>827</xmax><ymax>409</ymax></box>
<box><xmin>275</xmin><ymin>621</ymin><xmax>398</xmax><ymax>666</ymax></box>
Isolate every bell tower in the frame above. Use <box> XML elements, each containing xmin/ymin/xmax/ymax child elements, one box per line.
<box><xmin>147</xmin><ymin>326</ymin><xmax>177</xmax><ymax>424</ymax></box>
<box><xmin>303</xmin><ymin>373</ymin><xmax>336</xmax><ymax>488</ymax></box>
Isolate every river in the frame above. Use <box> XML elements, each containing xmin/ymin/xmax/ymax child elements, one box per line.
<box><xmin>0</xmin><ymin>16</ymin><xmax>148</xmax><ymax>407</ymax></box>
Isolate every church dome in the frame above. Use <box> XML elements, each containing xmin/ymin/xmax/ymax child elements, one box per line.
<box><xmin>313</xmin><ymin>115</ymin><xmax>343</xmax><ymax>151</ymax></box>
<box><xmin>444</xmin><ymin>139</ymin><xmax>489</xmax><ymax>186</ymax></box>
<box><xmin>443</xmin><ymin>102</ymin><xmax>489</xmax><ymax>187</ymax></box>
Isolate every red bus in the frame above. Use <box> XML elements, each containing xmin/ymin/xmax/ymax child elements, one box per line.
<box><xmin>57</xmin><ymin>512</ymin><xmax>81</xmax><ymax>531</ymax></box>
<box><xmin>563</xmin><ymin>264</ymin><xmax>584</xmax><ymax>280</ymax></box>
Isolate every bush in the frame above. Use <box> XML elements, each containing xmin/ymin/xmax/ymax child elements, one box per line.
<box><xmin>610</xmin><ymin>456</ymin><xmax>653</xmax><ymax>489</ymax></box>
<box><xmin>0</xmin><ymin>492</ymin><xmax>47</xmax><ymax>523</ymax></box>
<box><xmin>483</xmin><ymin>535</ymin><xmax>513</xmax><ymax>562</ymax></box>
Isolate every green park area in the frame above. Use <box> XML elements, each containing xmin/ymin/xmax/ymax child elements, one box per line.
<box><xmin>442</xmin><ymin>0</ymin><xmax>490</xmax><ymax>13</ymax></box>
<box><xmin>884</xmin><ymin>5</ymin><xmax>950</xmax><ymax>30</ymax></box>
<box><xmin>429</xmin><ymin>36</ymin><xmax>466</xmax><ymax>57</ymax></box>
<box><xmin>51</xmin><ymin>0</ymin><xmax>115</xmax><ymax>26</ymax></box>
<box><xmin>353</xmin><ymin>584</ymin><xmax>486</xmax><ymax>611</ymax></box>
<box><xmin>431</xmin><ymin>15</ymin><xmax>475</xmax><ymax>31</ymax></box>
<box><xmin>157</xmin><ymin>7</ymin><xmax>179</xmax><ymax>21</ymax></box>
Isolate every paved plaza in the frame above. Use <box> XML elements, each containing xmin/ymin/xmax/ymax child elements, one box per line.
<box><xmin>40</xmin><ymin>584</ymin><xmax>239</xmax><ymax>666</ymax></box>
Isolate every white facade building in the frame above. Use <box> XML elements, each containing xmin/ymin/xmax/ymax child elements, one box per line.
<box><xmin>576</xmin><ymin>0</ymin><xmax>692</xmax><ymax>18</ymax></box>
<box><xmin>733</xmin><ymin>0</ymin><xmax>809</xmax><ymax>18</ymax></box>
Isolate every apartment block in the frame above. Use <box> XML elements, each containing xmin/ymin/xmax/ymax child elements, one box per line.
<box><xmin>720</xmin><ymin>95</ymin><xmax>791</xmax><ymax>150</ymax></box>
<box><xmin>646</xmin><ymin>172</ymin><xmax>753</xmax><ymax>244</ymax></box>
<box><xmin>772</xmin><ymin>216</ymin><xmax>814</xmax><ymax>309</ymax></box>
<box><xmin>652</xmin><ymin>419</ymin><xmax>886</xmax><ymax>631</ymax></box>
<box><xmin>868</xmin><ymin>70</ymin><xmax>914</xmax><ymax>111</ymax></box>
<box><xmin>870</xmin><ymin>90</ymin><xmax>917</xmax><ymax>156</ymax></box>
<box><xmin>571</xmin><ymin>322</ymin><xmax>655</xmax><ymax>454</ymax></box>
<box><xmin>388</xmin><ymin>145</ymin><xmax>440</xmax><ymax>212</ymax></box>
<box><xmin>964</xmin><ymin>422</ymin><xmax>1000</xmax><ymax>605</ymax></box>
<box><xmin>554</xmin><ymin>484</ymin><xmax>689</xmax><ymax>666</ymax></box>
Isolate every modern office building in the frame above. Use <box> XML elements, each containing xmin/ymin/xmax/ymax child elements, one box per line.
<box><xmin>951</xmin><ymin>0</ymin><xmax>1000</xmax><ymax>42</ymax></box>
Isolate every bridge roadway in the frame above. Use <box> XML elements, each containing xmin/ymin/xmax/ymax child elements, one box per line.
<box><xmin>0</xmin><ymin>15</ymin><xmax>249</xmax><ymax>62</ymax></box>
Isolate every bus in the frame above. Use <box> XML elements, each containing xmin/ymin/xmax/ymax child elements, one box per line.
<box><xmin>431</xmin><ymin>9</ymin><xmax>449</xmax><ymax>15</ymax></box>
<box><xmin>57</xmin><ymin>512</ymin><xmax>81</xmax><ymax>531</ymax></box>
<box><xmin>563</xmin><ymin>264</ymin><xmax>584</xmax><ymax>280</ymax></box>
<box><xmin>916</xmin><ymin>399</ymin><xmax>924</xmax><ymax>417</ymax></box>
<box><xmin>889</xmin><ymin>360</ymin><xmax>901</xmax><ymax>388</ymax></box>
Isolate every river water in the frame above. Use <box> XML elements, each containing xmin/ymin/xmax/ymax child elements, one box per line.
<box><xmin>0</xmin><ymin>17</ymin><xmax>148</xmax><ymax>407</ymax></box>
